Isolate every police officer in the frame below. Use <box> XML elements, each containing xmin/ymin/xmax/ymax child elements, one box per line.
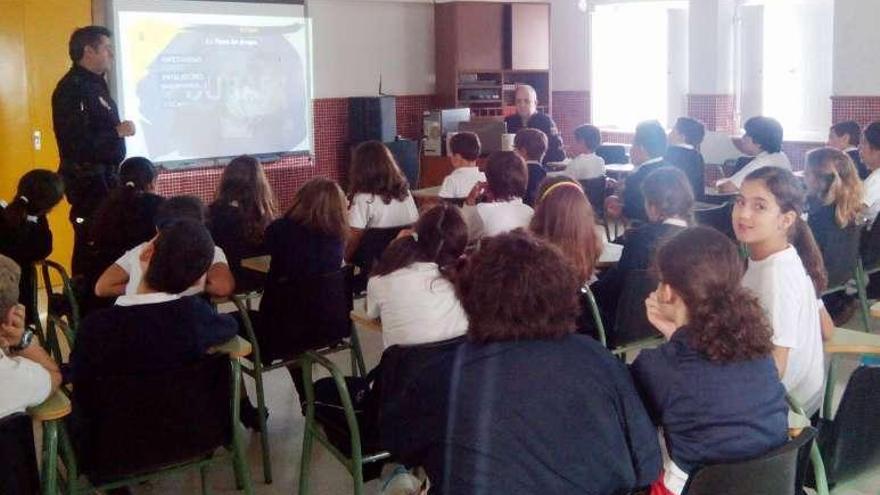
<box><xmin>52</xmin><ymin>26</ymin><xmax>135</xmax><ymax>275</ymax></box>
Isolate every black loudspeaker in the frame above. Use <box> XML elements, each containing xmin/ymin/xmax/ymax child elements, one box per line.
<box><xmin>349</xmin><ymin>96</ymin><xmax>397</xmax><ymax>144</ymax></box>
<box><xmin>385</xmin><ymin>139</ymin><xmax>420</xmax><ymax>188</ymax></box>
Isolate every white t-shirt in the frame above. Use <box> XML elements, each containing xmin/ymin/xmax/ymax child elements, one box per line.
<box><xmin>348</xmin><ymin>193</ymin><xmax>419</xmax><ymax>230</ymax></box>
<box><xmin>438</xmin><ymin>167</ymin><xmax>486</xmax><ymax>199</ymax></box>
<box><xmin>722</xmin><ymin>151</ymin><xmax>792</xmax><ymax>189</ymax></box>
<box><xmin>115</xmin><ymin>242</ymin><xmax>228</xmax><ymax>296</ymax></box>
<box><xmin>365</xmin><ymin>262</ymin><xmax>468</xmax><ymax>349</ymax></box>
<box><xmin>0</xmin><ymin>347</ymin><xmax>52</xmax><ymax>418</ymax></box>
<box><xmin>462</xmin><ymin>198</ymin><xmax>534</xmax><ymax>240</ymax></box>
<box><xmin>564</xmin><ymin>153</ymin><xmax>606</xmax><ymax>180</ymax></box>
<box><xmin>862</xmin><ymin>168</ymin><xmax>880</xmax><ymax>226</ymax></box>
<box><xmin>742</xmin><ymin>245</ymin><xmax>824</xmax><ymax>414</ymax></box>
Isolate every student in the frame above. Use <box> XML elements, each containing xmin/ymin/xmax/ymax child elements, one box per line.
<box><xmin>462</xmin><ymin>150</ymin><xmax>534</xmax><ymax>240</ymax></box>
<box><xmin>345</xmin><ymin>141</ymin><xmax>419</xmax><ymax>261</ymax></box>
<box><xmin>208</xmin><ymin>155</ymin><xmax>277</xmax><ymax>291</ymax></box>
<box><xmin>366</xmin><ymin>203</ymin><xmax>469</xmax><ymax>349</ymax></box>
<box><xmin>632</xmin><ymin>226</ymin><xmax>788</xmax><ymax>495</ymax></box>
<box><xmin>665</xmin><ymin>117</ymin><xmax>706</xmax><ymax>201</ymax></box>
<box><xmin>0</xmin><ymin>254</ymin><xmax>62</xmax><ymax>418</ymax></box>
<box><xmin>804</xmin><ymin>148</ymin><xmax>863</xmax><ymax>322</ymax></box>
<box><xmin>530</xmin><ymin>176</ymin><xmax>603</xmax><ymax>284</ymax></box>
<box><xmin>828</xmin><ymin>120</ymin><xmax>869</xmax><ymax>180</ymax></box>
<box><xmin>733</xmin><ymin>167</ymin><xmax>826</xmax><ymax>415</ymax></box>
<box><xmin>438</xmin><ymin>132</ymin><xmax>486</xmax><ymax>200</ymax></box>
<box><xmin>622</xmin><ymin>120</ymin><xmax>669</xmax><ymax>223</ymax></box>
<box><xmin>718</xmin><ymin>116</ymin><xmax>791</xmax><ymax>192</ymax></box>
<box><xmin>858</xmin><ymin>121</ymin><xmax>880</xmax><ymax>227</ymax></box>
<box><xmin>72</xmin><ymin>219</ymin><xmax>237</xmax><ymax>380</ymax></box>
<box><xmin>380</xmin><ymin>230</ymin><xmax>660</xmax><ymax>494</ymax></box>
<box><xmin>83</xmin><ymin>157</ymin><xmax>163</xmax><ymax>311</ymax></box>
<box><xmin>514</xmin><ymin>127</ymin><xmax>549</xmax><ymax>206</ymax></box>
<box><xmin>565</xmin><ymin>124</ymin><xmax>605</xmax><ymax>181</ymax></box>
<box><xmin>0</xmin><ymin>170</ymin><xmax>64</xmax><ymax>321</ymax></box>
<box><xmin>94</xmin><ymin>196</ymin><xmax>235</xmax><ymax>298</ymax></box>
<box><xmin>593</xmin><ymin>167</ymin><xmax>693</xmax><ymax>329</ymax></box>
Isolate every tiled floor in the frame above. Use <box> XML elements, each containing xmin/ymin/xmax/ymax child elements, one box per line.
<box><xmin>36</xmin><ymin>298</ymin><xmax>880</xmax><ymax>494</ymax></box>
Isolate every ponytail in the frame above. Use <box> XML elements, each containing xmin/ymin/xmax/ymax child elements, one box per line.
<box><xmin>791</xmin><ymin>217</ymin><xmax>827</xmax><ymax>296</ymax></box>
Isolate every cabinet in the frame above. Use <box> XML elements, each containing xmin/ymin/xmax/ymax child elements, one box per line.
<box><xmin>435</xmin><ymin>2</ymin><xmax>551</xmax><ymax>118</ymax></box>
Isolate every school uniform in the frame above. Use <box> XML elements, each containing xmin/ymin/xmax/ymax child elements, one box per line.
<box><xmin>622</xmin><ymin>157</ymin><xmax>667</xmax><ymax>223</ymax></box>
<box><xmin>380</xmin><ymin>334</ymin><xmax>661</xmax><ymax>495</ymax></box>
<box><xmin>208</xmin><ymin>201</ymin><xmax>268</xmax><ymax>292</ymax></box>
<box><xmin>664</xmin><ymin>144</ymin><xmax>705</xmax><ymax>200</ymax></box>
<box><xmin>807</xmin><ymin>199</ymin><xmax>860</xmax><ymax>287</ymax></box>
<box><xmin>845</xmin><ymin>147</ymin><xmax>869</xmax><ymax>181</ymax></box>
<box><xmin>366</xmin><ymin>262</ymin><xmax>468</xmax><ymax>349</ymax></box>
<box><xmin>862</xmin><ymin>168</ymin><xmax>880</xmax><ymax>228</ymax></box>
<box><xmin>721</xmin><ymin>151</ymin><xmax>792</xmax><ymax>189</ymax></box>
<box><xmin>114</xmin><ymin>243</ymin><xmax>228</xmax><ymax>296</ymax></box>
<box><xmin>265</xmin><ymin>218</ymin><xmax>343</xmax><ymax>281</ymax></box>
<box><xmin>0</xmin><ymin>347</ymin><xmax>52</xmax><ymax>419</ymax></box>
<box><xmin>564</xmin><ymin>152</ymin><xmax>605</xmax><ymax>181</ymax></box>
<box><xmin>0</xmin><ymin>202</ymin><xmax>52</xmax><ymax>320</ymax></box>
<box><xmin>438</xmin><ymin>167</ymin><xmax>486</xmax><ymax>199</ymax></box>
<box><xmin>348</xmin><ymin>192</ymin><xmax>418</xmax><ymax>230</ymax></box>
<box><xmin>742</xmin><ymin>246</ymin><xmax>825</xmax><ymax>415</ymax></box>
<box><xmin>462</xmin><ymin>198</ymin><xmax>534</xmax><ymax>240</ymax></box>
<box><xmin>631</xmin><ymin>326</ymin><xmax>789</xmax><ymax>494</ymax></box>
<box><xmin>525</xmin><ymin>160</ymin><xmax>548</xmax><ymax>206</ymax></box>
<box><xmin>504</xmin><ymin>112</ymin><xmax>566</xmax><ymax>164</ymax></box>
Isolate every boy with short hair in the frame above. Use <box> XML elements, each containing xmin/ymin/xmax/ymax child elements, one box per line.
<box><xmin>438</xmin><ymin>132</ymin><xmax>486</xmax><ymax>200</ymax></box>
<box><xmin>622</xmin><ymin>120</ymin><xmax>669</xmax><ymax>223</ymax></box>
<box><xmin>828</xmin><ymin>120</ymin><xmax>868</xmax><ymax>180</ymax></box>
<box><xmin>514</xmin><ymin>128</ymin><xmax>549</xmax><ymax>206</ymax></box>
<box><xmin>565</xmin><ymin>124</ymin><xmax>606</xmax><ymax>181</ymax></box>
<box><xmin>665</xmin><ymin>117</ymin><xmax>706</xmax><ymax>201</ymax></box>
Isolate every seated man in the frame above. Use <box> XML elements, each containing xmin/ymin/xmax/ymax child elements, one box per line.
<box><xmin>0</xmin><ymin>254</ymin><xmax>62</xmax><ymax>418</ymax></box>
<box><xmin>71</xmin><ymin>219</ymin><xmax>238</xmax><ymax>381</ymax></box>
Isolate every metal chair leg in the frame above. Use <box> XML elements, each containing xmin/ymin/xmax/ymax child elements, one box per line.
<box><xmin>230</xmin><ymin>360</ymin><xmax>255</xmax><ymax>495</ymax></box>
<box><xmin>41</xmin><ymin>421</ymin><xmax>59</xmax><ymax>495</ymax></box>
<box><xmin>349</xmin><ymin>325</ymin><xmax>367</xmax><ymax>377</ymax></box>
<box><xmin>200</xmin><ymin>464</ymin><xmax>210</xmax><ymax>495</ymax></box>
<box><xmin>856</xmin><ymin>260</ymin><xmax>873</xmax><ymax>332</ymax></box>
<box><xmin>252</xmin><ymin>367</ymin><xmax>272</xmax><ymax>484</ymax></box>
<box><xmin>298</xmin><ymin>364</ymin><xmax>316</xmax><ymax>495</ymax></box>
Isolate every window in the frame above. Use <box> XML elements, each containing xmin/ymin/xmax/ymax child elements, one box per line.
<box><xmin>736</xmin><ymin>0</ymin><xmax>833</xmax><ymax>140</ymax></box>
<box><xmin>590</xmin><ymin>1</ymin><xmax>688</xmax><ymax>131</ymax></box>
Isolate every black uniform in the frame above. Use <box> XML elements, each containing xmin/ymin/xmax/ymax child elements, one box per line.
<box><xmin>52</xmin><ymin>64</ymin><xmax>126</xmax><ymax>275</ymax></box>
<box><xmin>504</xmin><ymin>112</ymin><xmax>566</xmax><ymax>164</ymax></box>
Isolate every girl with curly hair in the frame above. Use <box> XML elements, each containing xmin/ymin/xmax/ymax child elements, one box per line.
<box><xmin>631</xmin><ymin>226</ymin><xmax>788</xmax><ymax>495</ymax></box>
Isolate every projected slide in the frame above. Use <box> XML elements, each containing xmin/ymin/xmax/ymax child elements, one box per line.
<box><xmin>115</xmin><ymin>5</ymin><xmax>311</xmax><ymax>164</ymax></box>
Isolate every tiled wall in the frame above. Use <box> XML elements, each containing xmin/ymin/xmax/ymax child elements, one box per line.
<box><xmin>156</xmin><ymin>94</ymin><xmax>435</xmax><ymax>210</ymax></box>
<box><xmin>551</xmin><ymin>91</ymin><xmax>590</xmax><ymax>155</ymax></box>
<box><xmin>831</xmin><ymin>96</ymin><xmax>880</xmax><ymax>126</ymax></box>
<box><xmin>687</xmin><ymin>94</ymin><xmax>736</xmax><ymax>133</ymax></box>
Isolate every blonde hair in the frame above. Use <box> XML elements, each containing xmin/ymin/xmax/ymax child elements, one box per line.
<box><xmin>286</xmin><ymin>178</ymin><xmax>349</xmax><ymax>239</ymax></box>
<box><xmin>805</xmin><ymin>147</ymin><xmax>864</xmax><ymax>228</ymax></box>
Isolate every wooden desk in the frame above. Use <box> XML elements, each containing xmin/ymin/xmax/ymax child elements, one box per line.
<box><xmin>241</xmin><ymin>255</ymin><xmax>270</xmax><ymax>274</ymax></box>
<box><xmin>825</xmin><ymin>327</ymin><xmax>880</xmax><ymax>355</ymax></box>
<box><xmin>350</xmin><ymin>310</ymin><xmax>382</xmax><ymax>333</ymax></box>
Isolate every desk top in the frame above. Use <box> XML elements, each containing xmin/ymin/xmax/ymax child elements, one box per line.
<box><xmin>241</xmin><ymin>255</ymin><xmax>271</xmax><ymax>274</ymax></box>
<box><xmin>412</xmin><ymin>186</ymin><xmax>441</xmax><ymax>197</ymax></box>
<box><xmin>28</xmin><ymin>390</ymin><xmax>71</xmax><ymax>422</ymax></box>
<box><xmin>350</xmin><ymin>310</ymin><xmax>382</xmax><ymax>332</ymax></box>
<box><xmin>871</xmin><ymin>302</ymin><xmax>880</xmax><ymax>319</ymax></box>
<box><xmin>825</xmin><ymin>327</ymin><xmax>880</xmax><ymax>355</ymax></box>
<box><xmin>605</xmin><ymin>163</ymin><xmax>635</xmax><ymax>175</ymax></box>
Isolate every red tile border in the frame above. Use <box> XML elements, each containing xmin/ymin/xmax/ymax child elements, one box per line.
<box><xmin>551</xmin><ymin>91</ymin><xmax>590</xmax><ymax>156</ymax></box>
<box><xmin>831</xmin><ymin>96</ymin><xmax>880</xmax><ymax>127</ymax></box>
<box><xmin>687</xmin><ymin>94</ymin><xmax>736</xmax><ymax>133</ymax></box>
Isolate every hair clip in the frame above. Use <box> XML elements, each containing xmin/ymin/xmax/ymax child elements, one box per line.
<box><xmin>18</xmin><ymin>195</ymin><xmax>29</xmax><ymax>204</ymax></box>
<box><xmin>125</xmin><ymin>181</ymin><xmax>136</xmax><ymax>188</ymax></box>
<box><xmin>411</xmin><ymin>232</ymin><xmax>419</xmax><ymax>243</ymax></box>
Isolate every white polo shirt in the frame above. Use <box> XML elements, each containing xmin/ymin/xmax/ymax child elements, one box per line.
<box><xmin>722</xmin><ymin>151</ymin><xmax>792</xmax><ymax>189</ymax></box>
<box><xmin>863</xmin><ymin>168</ymin><xmax>880</xmax><ymax>226</ymax></box>
<box><xmin>439</xmin><ymin>167</ymin><xmax>486</xmax><ymax>199</ymax></box>
<box><xmin>366</xmin><ymin>262</ymin><xmax>468</xmax><ymax>349</ymax></box>
<box><xmin>0</xmin><ymin>347</ymin><xmax>52</xmax><ymax>418</ymax></box>
<box><xmin>564</xmin><ymin>153</ymin><xmax>606</xmax><ymax>180</ymax></box>
<box><xmin>115</xmin><ymin>242</ymin><xmax>228</xmax><ymax>296</ymax></box>
<box><xmin>349</xmin><ymin>193</ymin><xmax>419</xmax><ymax>230</ymax></box>
<box><xmin>463</xmin><ymin>198</ymin><xmax>534</xmax><ymax>240</ymax></box>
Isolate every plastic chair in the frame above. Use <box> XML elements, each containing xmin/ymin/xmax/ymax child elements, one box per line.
<box><xmin>298</xmin><ymin>351</ymin><xmax>391</xmax><ymax>495</ymax></box>
<box><xmin>596</xmin><ymin>144</ymin><xmax>628</xmax><ymax>165</ymax></box>
<box><xmin>695</xmin><ymin>202</ymin><xmax>736</xmax><ymax>240</ymax></box>
<box><xmin>814</xmin><ymin>225</ymin><xmax>869</xmax><ymax>330</ymax></box>
<box><xmin>579</xmin><ymin>176</ymin><xmax>615</xmax><ymax>241</ymax></box>
<box><xmin>233</xmin><ymin>266</ymin><xmax>366</xmax><ymax>483</ymax></box>
<box><xmin>30</xmin><ymin>260</ymin><xmax>80</xmax><ymax>364</ymax></box>
<box><xmin>682</xmin><ymin>427</ymin><xmax>817</xmax><ymax>495</ymax></box>
<box><xmin>56</xmin><ymin>336</ymin><xmax>255</xmax><ymax>495</ymax></box>
<box><xmin>578</xmin><ymin>283</ymin><xmax>607</xmax><ymax>347</ymax></box>
<box><xmin>351</xmin><ymin>226</ymin><xmax>409</xmax><ymax>294</ymax></box>
<box><xmin>609</xmin><ymin>270</ymin><xmax>664</xmax><ymax>358</ymax></box>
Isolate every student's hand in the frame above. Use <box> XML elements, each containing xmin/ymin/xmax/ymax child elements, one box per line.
<box><xmin>139</xmin><ymin>241</ymin><xmax>155</xmax><ymax>275</ymax></box>
<box><xmin>395</xmin><ymin>228</ymin><xmax>415</xmax><ymax>241</ymax></box>
<box><xmin>465</xmin><ymin>182</ymin><xmax>489</xmax><ymax>206</ymax></box>
<box><xmin>645</xmin><ymin>292</ymin><xmax>677</xmax><ymax>339</ymax></box>
<box><xmin>116</xmin><ymin>120</ymin><xmax>136</xmax><ymax>137</ymax></box>
<box><xmin>0</xmin><ymin>304</ymin><xmax>26</xmax><ymax>348</ymax></box>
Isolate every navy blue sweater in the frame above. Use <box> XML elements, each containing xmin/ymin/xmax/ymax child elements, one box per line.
<box><xmin>631</xmin><ymin>326</ymin><xmax>788</xmax><ymax>473</ymax></box>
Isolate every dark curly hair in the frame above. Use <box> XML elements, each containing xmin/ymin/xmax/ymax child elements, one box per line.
<box><xmin>459</xmin><ymin>229</ymin><xmax>580</xmax><ymax>343</ymax></box>
<box><xmin>655</xmin><ymin>226</ymin><xmax>774</xmax><ymax>363</ymax></box>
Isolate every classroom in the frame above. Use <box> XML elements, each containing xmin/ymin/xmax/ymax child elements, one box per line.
<box><xmin>2</xmin><ymin>0</ymin><xmax>880</xmax><ymax>493</ymax></box>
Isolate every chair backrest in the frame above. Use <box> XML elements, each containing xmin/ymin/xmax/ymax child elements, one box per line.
<box><xmin>813</xmin><ymin>223</ymin><xmax>860</xmax><ymax>289</ymax></box>
<box><xmin>683</xmin><ymin>427</ymin><xmax>816</xmax><ymax>495</ymax></box>
<box><xmin>695</xmin><ymin>201</ymin><xmax>736</xmax><ymax>240</ymax></box>
<box><xmin>0</xmin><ymin>413</ymin><xmax>39</xmax><ymax>495</ymax></box>
<box><xmin>820</xmin><ymin>365</ymin><xmax>880</xmax><ymax>485</ymax></box>
<box><xmin>351</xmin><ymin>226</ymin><xmax>409</xmax><ymax>290</ymax></box>
<box><xmin>596</xmin><ymin>144</ymin><xmax>628</xmax><ymax>165</ymax></box>
<box><xmin>71</xmin><ymin>356</ymin><xmax>232</xmax><ymax>481</ymax></box>
<box><xmin>579</xmin><ymin>176</ymin><xmax>607</xmax><ymax>216</ymax></box>
<box><xmin>860</xmin><ymin>211</ymin><xmax>880</xmax><ymax>270</ymax></box>
<box><xmin>611</xmin><ymin>269</ymin><xmax>661</xmax><ymax>348</ymax></box>
<box><xmin>259</xmin><ymin>266</ymin><xmax>354</xmax><ymax>361</ymax></box>
<box><xmin>576</xmin><ymin>283</ymin><xmax>606</xmax><ymax>345</ymax></box>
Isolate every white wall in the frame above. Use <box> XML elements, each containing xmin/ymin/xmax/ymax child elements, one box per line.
<box><xmin>550</xmin><ymin>0</ymin><xmax>589</xmax><ymax>91</ymax></box>
<box><xmin>309</xmin><ymin>0</ymin><xmax>435</xmax><ymax>98</ymax></box>
<box><xmin>832</xmin><ymin>0</ymin><xmax>880</xmax><ymax>96</ymax></box>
